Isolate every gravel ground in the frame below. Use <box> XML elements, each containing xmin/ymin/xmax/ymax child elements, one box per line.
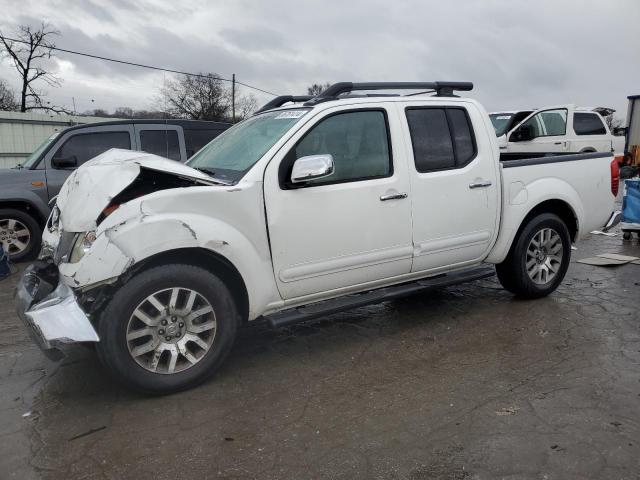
<box><xmin>1</xmin><ymin>227</ymin><xmax>639</xmax><ymax>480</ymax></box>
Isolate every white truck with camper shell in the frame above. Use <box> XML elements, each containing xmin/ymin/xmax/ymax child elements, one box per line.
<box><xmin>489</xmin><ymin>105</ymin><xmax>622</xmax><ymax>160</ymax></box>
<box><xmin>15</xmin><ymin>81</ymin><xmax>619</xmax><ymax>394</ymax></box>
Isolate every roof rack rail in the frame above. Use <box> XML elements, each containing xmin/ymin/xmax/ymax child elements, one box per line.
<box><xmin>304</xmin><ymin>81</ymin><xmax>473</xmax><ymax>105</ymax></box>
<box><xmin>255</xmin><ymin>95</ymin><xmax>314</xmax><ymax>113</ymax></box>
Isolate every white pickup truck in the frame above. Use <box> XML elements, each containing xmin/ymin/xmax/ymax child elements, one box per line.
<box><xmin>15</xmin><ymin>82</ymin><xmax>619</xmax><ymax>393</ymax></box>
<box><xmin>489</xmin><ymin>105</ymin><xmax>620</xmax><ymax>160</ymax></box>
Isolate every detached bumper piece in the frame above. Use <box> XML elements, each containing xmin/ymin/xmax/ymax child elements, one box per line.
<box><xmin>14</xmin><ymin>262</ymin><xmax>99</xmax><ymax>361</ymax></box>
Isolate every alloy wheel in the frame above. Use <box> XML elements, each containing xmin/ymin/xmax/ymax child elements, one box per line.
<box><xmin>0</xmin><ymin>218</ymin><xmax>31</xmax><ymax>256</ymax></box>
<box><xmin>126</xmin><ymin>287</ymin><xmax>217</xmax><ymax>374</ymax></box>
<box><xmin>525</xmin><ymin>227</ymin><xmax>564</xmax><ymax>285</ymax></box>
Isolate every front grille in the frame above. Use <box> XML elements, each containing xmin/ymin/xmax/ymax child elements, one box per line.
<box><xmin>54</xmin><ymin>231</ymin><xmax>77</xmax><ymax>264</ymax></box>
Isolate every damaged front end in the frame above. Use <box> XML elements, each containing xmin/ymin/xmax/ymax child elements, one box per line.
<box><xmin>15</xmin><ymin>261</ymin><xmax>99</xmax><ymax>360</ymax></box>
<box><xmin>16</xmin><ymin>149</ymin><xmax>223</xmax><ymax>359</ymax></box>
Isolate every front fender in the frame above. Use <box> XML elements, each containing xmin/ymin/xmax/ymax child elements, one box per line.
<box><xmin>485</xmin><ymin>177</ymin><xmax>583</xmax><ymax>264</ymax></box>
<box><xmin>59</xmin><ymin>210</ymin><xmax>279</xmax><ymax>320</ymax></box>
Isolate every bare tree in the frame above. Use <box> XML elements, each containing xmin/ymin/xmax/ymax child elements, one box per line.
<box><xmin>0</xmin><ymin>23</ymin><xmax>68</xmax><ymax>113</ymax></box>
<box><xmin>159</xmin><ymin>73</ymin><xmax>230</xmax><ymax>121</ymax></box>
<box><xmin>307</xmin><ymin>83</ymin><xmax>331</xmax><ymax>96</ymax></box>
<box><xmin>604</xmin><ymin>114</ymin><xmax>624</xmax><ymax>134</ymax></box>
<box><xmin>235</xmin><ymin>93</ymin><xmax>258</xmax><ymax>120</ymax></box>
<box><xmin>0</xmin><ymin>78</ymin><xmax>18</xmax><ymax>110</ymax></box>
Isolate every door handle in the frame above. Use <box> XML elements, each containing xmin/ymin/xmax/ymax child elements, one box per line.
<box><xmin>469</xmin><ymin>180</ymin><xmax>492</xmax><ymax>189</ymax></box>
<box><xmin>380</xmin><ymin>192</ymin><xmax>408</xmax><ymax>201</ymax></box>
<box><xmin>553</xmin><ymin>141</ymin><xmax>562</xmax><ymax>145</ymax></box>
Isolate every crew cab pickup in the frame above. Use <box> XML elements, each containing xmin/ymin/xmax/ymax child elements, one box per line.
<box><xmin>15</xmin><ymin>81</ymin><xmax>618</xmax><ymax>394</ymax></box>
<box><xmin>490</xmin><ymin>105</ymin><xmax>618</xmax><ymax>160</ymax></box>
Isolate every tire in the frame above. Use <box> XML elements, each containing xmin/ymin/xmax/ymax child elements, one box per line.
<box><xmin>96</xmin><ymin>264</ymin><xmax>240</xmax><ymax>394</ymax></box>
<box><xmin>0</xmin><ymin>208</ymin><xmax>42</xmax><ymax>262</ymax></box>
<box><xmin>496</xmin><ymin>213</ymin><xmax>571</xmax><ymax>299</ymax></box>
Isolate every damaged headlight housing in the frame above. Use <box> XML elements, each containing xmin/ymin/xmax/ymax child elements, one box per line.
<box><xmin>69</xmin><ymin>231</ymin><xmax>97</xmax><ymax>263</ymax></box>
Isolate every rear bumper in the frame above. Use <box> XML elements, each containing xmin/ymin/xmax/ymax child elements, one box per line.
<box><xmin>14</xmin><ymin>262</ymin><xmax>99</xmax><ymax>361</ymax></box>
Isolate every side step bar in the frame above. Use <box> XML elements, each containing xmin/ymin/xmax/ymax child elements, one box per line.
<box><xmin>264</xmin><ymin>266</ymin><xmax>495</xmax><ymax>328</ymax></box>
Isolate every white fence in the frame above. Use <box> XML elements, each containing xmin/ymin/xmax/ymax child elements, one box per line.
<box><xmin>0</xmin><ymin>111</ymin><xmax>110</xmax><ymax>168</ymax></box>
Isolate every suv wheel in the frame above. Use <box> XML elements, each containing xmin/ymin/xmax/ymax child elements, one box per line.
<box><xmin>496</xmin><ymin>213</ymin><xmax>571</xmax><ymax>299</ymax></box>
<box><xmin>96</xmin><ymin>264</ymin><xmax>239</xmax><ymax>394</ymax></box>
<box><xmin>0</xmin><ymin>208</ymin><xmax>41</xmax><ymax>262</ymax></box>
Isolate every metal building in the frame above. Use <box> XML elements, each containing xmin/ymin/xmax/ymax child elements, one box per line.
<box><xmin>0</xmin><ymin>111</ymin><xmax>112</xmax><ymax>168</ymax></box>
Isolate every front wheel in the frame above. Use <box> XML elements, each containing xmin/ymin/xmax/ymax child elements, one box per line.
<box><xmin>496</xmin><ymin>213</ymin><xmax>571</xmax><ymax>299</ymax></box>
<box><xmin>96</xmin><ymin>264</ymin><xmax>239</xmax><ymax>394</ymax></box>
<box><xmin>0</xmin><ymin>208</ymin><xmax>41</xmax><ymax>262</ymax></box>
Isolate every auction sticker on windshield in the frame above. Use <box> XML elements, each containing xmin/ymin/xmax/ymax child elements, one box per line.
<box><xmin>275</xmin><ymin>110</ymin><xmax>307</xmax><ymax>119</ymax></box>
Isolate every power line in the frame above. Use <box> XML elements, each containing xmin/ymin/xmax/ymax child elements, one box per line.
<box><xmin>0</xmin><ymin>34</ymin><xmax>279</xmax><ymax>96</ymax></box>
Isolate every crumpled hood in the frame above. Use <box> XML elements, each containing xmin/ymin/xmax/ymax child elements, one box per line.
<box><xmin>57</xmin><ymin>148</ymin><xmax>217</xmax><ymax>232</ymax></box>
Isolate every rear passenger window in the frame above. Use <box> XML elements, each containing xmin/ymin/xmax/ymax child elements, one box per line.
<box><xmin>573</xmin><ymin>113</ymin><xmax>607</xmax><ymax>135</ymax></box>
<box><xmin>140</xmin><ymin>130</ymin><xmax>181</xmax><ymax>161</ymax></box>
<box><xmin>406</xmin><ymin>107</ymin><xmax>476</xmax><ymax>173</ymax></box>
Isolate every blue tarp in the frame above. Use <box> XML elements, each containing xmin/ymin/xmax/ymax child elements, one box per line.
<box><xmin>621</xmin><ymin>179</ymin><xmax>640</xmax><ymax>224</ymax></box>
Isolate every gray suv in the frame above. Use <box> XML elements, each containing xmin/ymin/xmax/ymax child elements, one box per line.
<box><xmin>0</xmin><ymin>119</ymin><xmax>229</xmax><ymax>261</ymax></box>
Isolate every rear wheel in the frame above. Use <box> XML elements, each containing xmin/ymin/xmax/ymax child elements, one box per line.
<box><xmin>0</xmin><ymin>208</ymin><xmax>41</xmax><ymax>262</ymax></box>
<box><xmin>496</xmin><ymin>213</ymin><xmax>571</xmax><ymax>298</ymax></box>
<box><xmin>96</xmin><ymin>264</ymin><xmax>239</xmax><ymax>394</ymax></box>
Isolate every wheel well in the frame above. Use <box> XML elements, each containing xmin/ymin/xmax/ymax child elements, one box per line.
<box><xmin>580</xmin><ymin>148</ymin><xmax>596</xmax><ymax>153</ymax></box>
<box><xmin>0</xmin><ymin>200</ymin><xmax>46</xmax><ymax>226</ymax></box>
<box><xmin>519</xmin><ymin>200</ymin><xmax>578</xmax><ymax>242</ymax></box>
<box><xmin>130</xmin><ymin>248</ymin><xmax>250</xmax><ymax>323</ymax></box>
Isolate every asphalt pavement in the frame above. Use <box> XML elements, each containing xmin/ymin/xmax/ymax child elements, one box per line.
<box><xmin>1</xmin><ymin>227</ymin><xmax>639</xmax><ymax>479</ymax></box>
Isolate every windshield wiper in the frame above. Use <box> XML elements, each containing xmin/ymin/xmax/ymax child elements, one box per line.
<box><xmin>194</xmin><ymin>167</ymin><xmax>216</xmax><ymax>176</ymax></box>
<box><xmin>192</xmin><ymin>167</ymin><xmax>233</xmax><ymax>185</ymax></box>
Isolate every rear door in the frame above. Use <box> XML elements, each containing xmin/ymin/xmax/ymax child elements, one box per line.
<box><xmin>134</xmin><ymin>124</ymin><xmax>186</xmax><ymax>161</ymax></box>
<box><xmin>263</xmin><ymin>105</ymin><xmax>413</xmax><ymax>300</ymax></box>
<box><xmin>570</xmin><ymin>112</ymin><xmax>612</xmax><ymax>152</ymax></box>
<box><xmin>402</xmin><ymin>102</ymin><xmax>500</xmax><ymax>272</ymax></box>
<box><xmin>44</xmin><ymin>125</ymin><xmax>134</xmax><ymax>200</ymax></box>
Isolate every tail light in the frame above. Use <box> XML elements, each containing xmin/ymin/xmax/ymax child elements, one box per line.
<box><xmin>610</xmin><ymin>158</ymin><xmax>620</xmax><ymax>196</ymax></box>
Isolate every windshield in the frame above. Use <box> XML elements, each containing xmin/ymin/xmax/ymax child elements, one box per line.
<box><xmin>187</xmin><ymin>109</ymin><xmax>310</xmax><ymax>183</ymax></box>
<box><xmin>22</xmin><ymin>132</ymin><xmax>59</xmax><ymax>168</ymax></box>
<box><xmin>489</xmin><ymin>113</ymin><xmax>514</xmax><ymax>137</ymax></box>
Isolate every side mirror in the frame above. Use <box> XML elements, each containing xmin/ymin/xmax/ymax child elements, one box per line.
<box><xmin>52</xmin><ymin>156</ymin><xmax>78</xmax><ymax>169</ymax></box>
<box><xmin>613</xmin><ymin>127</ymin><xmax>627</xmax><ymax>137</ymax></box>
<box><xmin>291</xmin><ymin>154</ymin><xmax>334</xmax><ymax>183</ymax></box>
<box><xmin>510</xmin><ymin>124</ymin><xmax>534</xmax><ymax>142</ymax></box>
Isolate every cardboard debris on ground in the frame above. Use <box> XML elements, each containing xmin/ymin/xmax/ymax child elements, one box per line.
<box><xmin>578</xmin><ymin>253</ymin><xmax>640</xmax><ymax>267</ymax></box>
<box><xmin>590</xmin><ymin>230</ymin><xmax>618</xmax><ymax>237</ymax></box>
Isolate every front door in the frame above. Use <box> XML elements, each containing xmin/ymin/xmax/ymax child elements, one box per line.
<box><xmin>402</xmin><ymin>103</ymin><xmax>499</xmax><ymax>272</ymax></box>
<box><xmin>505</xmin><ymin>107</ymin><xmax>569</xmax><ymax>158</ymax></box>
<box><xmin>263</xmin><ymin>107</ymin><xmax>413</xmax><ymax>301</ymax></box>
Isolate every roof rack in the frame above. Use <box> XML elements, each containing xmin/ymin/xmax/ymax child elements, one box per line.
<box><xmin>255</xmin><ymin>95</ymin><xmax>314</xmax><ymax>113</ymax></box>
<box><xmin>255</xmin><ymin>81</ymin><xmax>474</xmax><ymax>113</ymax></box>
<box><xmin>304</xmin><ymin>81</ymin><xmax>473</xmax><ymax>105</ymax></box>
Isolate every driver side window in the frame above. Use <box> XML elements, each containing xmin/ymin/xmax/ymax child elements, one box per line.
<box><xmin>520</xmin><ymin>109</ymin><xmax>567</xmax><ymax>138</ymax></box>
<box><xmin>280</xmin><ymin>109</ymin><xmax>392</xmax><ymax>187</ymax></box>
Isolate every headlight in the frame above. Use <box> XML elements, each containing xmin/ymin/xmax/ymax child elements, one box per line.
<box><xmin>69</xmin><ymin>231</ymin><xmax>97</xmax><ymax>263</ymax></box>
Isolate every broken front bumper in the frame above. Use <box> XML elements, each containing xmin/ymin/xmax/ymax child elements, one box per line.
<box><xmin>14</xmin><ymin>262</ymin><xmax>99</xmax><ymax>361</ymax></box>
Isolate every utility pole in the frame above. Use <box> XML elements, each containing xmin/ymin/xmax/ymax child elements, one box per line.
<box><xmin>232</xmin><ymin>73</ymin><xmax>236</xmax><ymax>123</ymax></box>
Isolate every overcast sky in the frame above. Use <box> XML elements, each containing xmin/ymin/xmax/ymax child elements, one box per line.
<box><xmin>0</xmin><ymin>0</ymin><xmax>638</xmax><ymax>119</ymax></box>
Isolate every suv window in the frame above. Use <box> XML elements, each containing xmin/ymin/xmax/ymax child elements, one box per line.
<box><xmin>573</xmin><ymin>112</ymin><xmax>606</xmax><ymax>135</ymax></box>
<box><xmin>140</xmin><ymin>129</ymin><xmax>181</xmax><ymax>161</ymax></box>
<box><xmin>52</xmin><ymin>131</ymin><xmax>131</xmax><ymax>166</ymax></box>
<box><xmin>184</xmin><ymin>129</ymin><xmax>225</xmax><ymax>157</ymax></box>
<box><xmin>520</xmin><ymin>109</ymin><xmax>567</xmax><ymax>137</ymax></box>
<box><xmin>281</xmin><ymin>109</ymin><xmax>392</xmax><ymax>187</ymax></box>
<box><xmin>405</xmin><ymin>107</ymin><xmax>476</xmax><ymax>172</ymax></box>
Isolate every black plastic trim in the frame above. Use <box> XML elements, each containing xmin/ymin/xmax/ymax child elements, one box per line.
<box><xmin>256</xmin><ymin>95</ymin><xmax>314</xmax><ymax>113</ymax></box>
<box><xmin>501</xmin><ymin>151</ymin><xmax>612</xmax><ymax>168</ymax></box>
<box><xmin>264</xmin><ymin>266</ymin><xmax>494</xmax><ymax>328</ymax></box>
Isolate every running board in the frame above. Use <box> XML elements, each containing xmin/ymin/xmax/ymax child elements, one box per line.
<box><xmin>264</xmin><ymin>266</ymin><xmax>495</xmax><ymax>328</ymax></box>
